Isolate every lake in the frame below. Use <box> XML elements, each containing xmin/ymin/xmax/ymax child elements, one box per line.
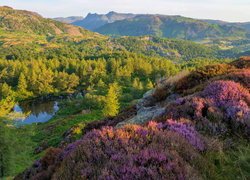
<box><xmin>13</xmin><ymin>100</ymin><xmax>59</xmax><ymax>126</ymax></box>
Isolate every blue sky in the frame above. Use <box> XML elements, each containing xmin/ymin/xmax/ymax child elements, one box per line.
<box><xmin>0</xmin><ymin>0</ymin><xmax>249</xmax><ymax>22</ymax></box>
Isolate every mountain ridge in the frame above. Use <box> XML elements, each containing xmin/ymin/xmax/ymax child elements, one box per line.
<box><xmin>53</xmin><ymin>11</ymin><xmax>250</xmax><ymax>41</ymax></box>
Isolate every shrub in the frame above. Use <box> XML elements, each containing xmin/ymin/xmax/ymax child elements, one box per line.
<box><xmin>230</xmin><ymin>56</ymin><xmax>250</xmax><ymax>68</ymax></box>
<box><xmin>165</xmin><ymin>119</ymin><xmax>206</xmax><ymax>151</ymax></box>
<box><xmin>174</xmin><ymin>64</ymin><xmax>234</xmax><ymax>94</ymax></box>
<box><xmin>216</xmin><ymin>69</ymin><xmax>250</xmax><ymax>90</ymax></box>
<box><xmin>50</xmin><ymin>124</ymin><xmax>204</xmax><ymax>179</ymax></box>
<box><xmin>165</xmin><ymin>80</ymin><xmax>250</xmax><ymax>136</ymax></box>
<box><xmin>202</xmin><ymin>80</ymin><xmax>250</xmax><ymax>123</ymax></box>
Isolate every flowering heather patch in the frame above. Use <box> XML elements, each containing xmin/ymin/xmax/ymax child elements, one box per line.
<box><xmin>165</xmin><ymin>119</ymin><xmax>206</xmax><ymax>151</ymax></box>
<box><xmin>202</xmin><ymin>80</ymin><xmax>250</xmax><ymax>123</ymax></box>
<box><xmin>47</xmin><ymin>125</ymin><xmax>204</xmax><ymax>180</ymax></box>
<box><xmin>164</xmin><ymin>80</ymin><xmax>250</xmax><ymax>136</ymax></box>
<box><xmin>219</xmin><ymin>69</ymin><xmax>250</xmax><ymax>90</ymax></box>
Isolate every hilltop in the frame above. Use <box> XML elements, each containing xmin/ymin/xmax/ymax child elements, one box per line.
<box><xmin>72</xmin><ymin>11</ymin><xmax>136</xmax><ymax>31</ymax></box>
<box><xmin>0</xmin><ymin>6</ymin><xmax>97</xmax><ymax>37</ymax></box>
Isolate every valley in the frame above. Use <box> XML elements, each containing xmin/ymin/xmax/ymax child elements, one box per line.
<box><xmin>0</xmin><ymin>5</ymin><xmax>249</xmax><ymax>180</ymax></box>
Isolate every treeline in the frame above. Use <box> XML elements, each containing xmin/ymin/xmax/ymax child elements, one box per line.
<box><xmin>0</xmin><ymin>55</ymin><xmax>178</xmax><ymax>101</ymax></box>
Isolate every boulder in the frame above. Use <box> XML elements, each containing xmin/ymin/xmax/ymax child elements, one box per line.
<box><xmin>116</xmin><ymin>106</ymin><xmax>166</xmax><ymax>127</ymax></box>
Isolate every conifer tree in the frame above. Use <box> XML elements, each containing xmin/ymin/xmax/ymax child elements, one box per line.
<box><xmin>102</xmin><ymin>83</ymin><xmax>120</xmax><ymax>117</ymax></box>
<box><xmin>145</xmin><ymin>79</ymin><xmax>154</xmax><ymax>89</ymax></box>
<box><xmin>17</xmin><ymin>73</ymin><xmax>32</xmax><ymax>99</ymax></box>
<box><xmin>17</xmin><ymin>73</ymin><xmax>28</xmax><ymax>92</ymax></box>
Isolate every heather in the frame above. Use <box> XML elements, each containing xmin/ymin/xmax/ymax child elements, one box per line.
<box><xmin>164</xmin><ymin>80</ymin><xmax>250</xmax><ymax>137</ymax></box>
<box><xmin>17</xmin><ymin>122</ymin><xmax>207</xmax><ymax>180</ymax></box>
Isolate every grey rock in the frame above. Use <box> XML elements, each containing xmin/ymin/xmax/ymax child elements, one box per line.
<box><xmin>136</xmin><ymin>89</ymin><xmax>156</xmax><ymax>109</ymax></box>
<box><xmin>117</xmin><ymin>106</ymin><xmax>165</xmax><ymax>127</ymax></box>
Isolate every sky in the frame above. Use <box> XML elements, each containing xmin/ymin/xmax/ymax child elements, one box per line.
<box><xmin>0</xmin><ymin>0</ymin><xmax>250</xmax><ymax>22</ymax></box>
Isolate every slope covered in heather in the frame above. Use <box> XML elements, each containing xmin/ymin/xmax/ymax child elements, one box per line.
<box><xmin>16</xmin><ymin>57</ymin><xmax>250</xmax><ymax>180</ymax></box>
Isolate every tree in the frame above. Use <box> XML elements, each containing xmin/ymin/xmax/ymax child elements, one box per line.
<box><xmin>54</xmin><ymin>72</ymin><xmax>79</xmax><ymax>93</ymax></box>
<box><xmin>132</xmin><ymin>78</ymin><xmax>143</xmax><ymax>90</ymax></box>
<box><xmin>102</xmin><ymin>83</ymin><xmax>120</xmax><ymax>117</ymax></box>
<box><xmin>17</xmin><ymin>73</ymin><xmax>33</xmax><ymax>99</ymax></box>
<box><xmin>0</xmin><ymin>97</ymin><xmax>15</xmax><ymax>117</ymax></box>
<box><xmin>145</xmin><ymin>79</ymin><xmax>154</xmax><ymax>89</ymax></box>
<box><xmin>0</xmin><ymin>83</ymin><xmax>14</xmax><ymax>99</ymax></box>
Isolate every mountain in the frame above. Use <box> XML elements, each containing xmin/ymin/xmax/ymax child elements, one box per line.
<box><xmin>0</xmin><ymin>6</ymin><xmax>246</xmax><ymax>61</ymax></box>
<box><xmin>202</xmin><ymin>19</ymin><xmax>250</xmax><ymax>33</ymax></box>
<box><xmin>95</xmin><ymin>14</ymin><xmax>247</xmax><ymax>40</ymax></box>
<box><xmin>0</xmin><ymin>7</ymin><xmax>227</xmax><ymax>61</ymax></box>
<box><xmin>55</xmin><ymin>11</ymin><xmax>249</xmax><ymax>41</ymax></box>
<box><xmin>0</xmin><ymin>6</ymin><xmax>95</xmax><ymax>37</ymax></box>
<box><xmin>53</xmin><ymin>16</ymin><xmax>84</xmax><ymax>24</ymax></box>
<box><xmin>72</xmin><ymin>11</ymin><xmax>136</xmax><ymax>30</ymax></box>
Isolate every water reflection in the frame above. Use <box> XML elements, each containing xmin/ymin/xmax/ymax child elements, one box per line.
<box><xmin>13</xmin><ymin>101</ymin><xmax>59</xmax><ymax>126</ymax></box>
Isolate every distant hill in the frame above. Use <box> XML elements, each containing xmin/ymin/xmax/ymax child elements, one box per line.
<box><xmin>0</xmin><ymin>6</ymin><xmax>95</xmax><ymax>37</ymax></box>
<box><xmin>0</xmin><ymin>7</ymin><xmax>246</xmax><ymax>61</ymax></box>
<box><xmin>202</xmin><ymin>19</ymin><xmax>250</xmax><ymax>33</ymax></box>
<box><xmin>95</xmin><ymin>15</ymin><xmax>247</xmax><ymax>40</ymax></box>
<box><xmin>55</xmin><ymin>11</ymin><xmax>249</xmax><ymax>41</ymax></box>
<box><xmin>71</xmin><ymin>11</ymin><xmax>136</xmax><ymax>30</ymax></box>
<box><xmin>53</xmin><ymin>16</ymin><xmax>84</xmax><ymax>24</ymax></box>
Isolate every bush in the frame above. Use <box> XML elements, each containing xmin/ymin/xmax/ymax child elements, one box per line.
<box><xmin>165</xmin><ymin>80</ymin><xmax>250</xmax><ymax>136</ymax></box>
<box><xmin>174</xmin><ymin>64</ymin><xmax>234</xmax><ymax>94</ymax></box>
<box><xmin>21</xmin><ymin>121</ymin><xmax>209</xmax><ymax>180</ymax></box>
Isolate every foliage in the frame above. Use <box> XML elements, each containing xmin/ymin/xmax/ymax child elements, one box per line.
<box><xmin>202</xmin><ymin>80</ymin><xmax>250</xmax><ymax>123</ymax></box>
<box><xmin>102</xmin><ymin>83</ymin><xmax>120</xmax><ymax>117</ymax></box>
<box><xmin>23</xmin><ymin>123</ymin><xmax>206</xmax><ymax>180</ymax></box>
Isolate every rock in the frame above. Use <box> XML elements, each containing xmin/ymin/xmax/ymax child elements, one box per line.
<box><xmin>81</xmin><ymin>109</ymin><xmax>91</xmax><ymax>115</ymax></box>
<box><xmin>165</xmin><ymin>93</ymin><xmax>181</xmax><ymax>104</ymax></box>
<box><xmin>136</xmin><ymin>89</ymin><xmax>156</xmax><ymax>109</ymax></box>
<box><xmin>116</xmin><ymin>106</ymin><xmax>166</xmax><ymax>127</ymax></box>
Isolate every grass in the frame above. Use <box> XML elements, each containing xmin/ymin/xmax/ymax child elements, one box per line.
<box><xmin>205</xmin><ymin>140</ymin><xmax>250</xmax><ymax>180</ymax></box>
<box><xmin>1</xmin><ymin>98</ymin><xmax>104</xmax><ymax>178</ymax></box>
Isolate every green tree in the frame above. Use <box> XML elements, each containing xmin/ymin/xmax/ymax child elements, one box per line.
<box><xmin>102</xmin><ymin>83</ymin><xmax>120</xmax><ymax>117</ymax></box>
<box><xmin>0</xmin><ymin>97</ymin><xmax>15</xmax><ymax>117</ymax></box>
<box><xmin>132</xmin><ymin>78</ymin><xmax>143</xmax><ymax>90</ymax></box>
<box><xmin>0</xmin><ymin>83</ymin><xmax>14</xmax><ymax>99</ymax></box>
<box><xmin>145</xmin><ymin>79</ymin><xmax>154</xmax><ymax>89</ymax></box>
<box><xmin>54</xmin><ymin>72</ymin><xmax>79</xmax><ymax>93</ymax></box>
<box><xmin>17</xmin><ymin>73</ymin><xmax>33</xmax><ymax>99</ymax></box>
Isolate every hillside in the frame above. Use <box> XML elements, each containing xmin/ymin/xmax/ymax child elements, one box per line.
<box><xmin>0</xmin><ymin>6</ymin><xmax>96</xmax><ymax>37</ymax></box>
<box><xmin>0</xmin><ymin>7</ymin><xmax>231</xmax><ymax>61</ymax></box>
<box><xmin>203</xmin><ymin>19</ymin><xmax>250</xmax><ymax>33</ymax></box>
<box><xmin>0</xmin><ymin>6</ymin><xmax>247</xmax><ymax>61</ymax></box>
<box><xmin>56</xmin><ymin>11</ymin><xmax>249</xmax><ymax>41</ymax></box>
<box><xmin>96</xmin><ymin>15</ymin><xmax>247</xmax><ymax>40</ymax></box>
<box><xmin>15</xmin><ymin>57</ymin><xmax>250</xmax><ymax>180</ymax></box>
<box><xmin>53</xmin><ymin>16</ymin><xmax>84</xmax><ymax>24</ymax></box>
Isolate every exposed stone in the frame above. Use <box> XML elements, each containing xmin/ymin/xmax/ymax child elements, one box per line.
<box><xmin>136</xmin><ymin>89</ymin><xmax>156</xmax><ymax>109</ymax></box>
<box><xmin>81</xmin><ymin>109</ymin><xmax>91</xmax><ymax>115</ymax></box>
<box><xmin>116</xmin><ymin>106</ymin><xmax>166</xmax><ymax>127</ymax></box>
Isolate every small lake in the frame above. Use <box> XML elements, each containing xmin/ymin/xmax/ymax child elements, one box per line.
<box><xmin>12</xmin><ymin>100</ymin><xmax>59</xmax><ymax>126</ymax></box>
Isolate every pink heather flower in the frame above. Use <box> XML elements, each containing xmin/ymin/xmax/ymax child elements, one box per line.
<box><xmin>166</xmin><ymin>119</ymin><xmax>206</xmax><ymax>151</ymax></box>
